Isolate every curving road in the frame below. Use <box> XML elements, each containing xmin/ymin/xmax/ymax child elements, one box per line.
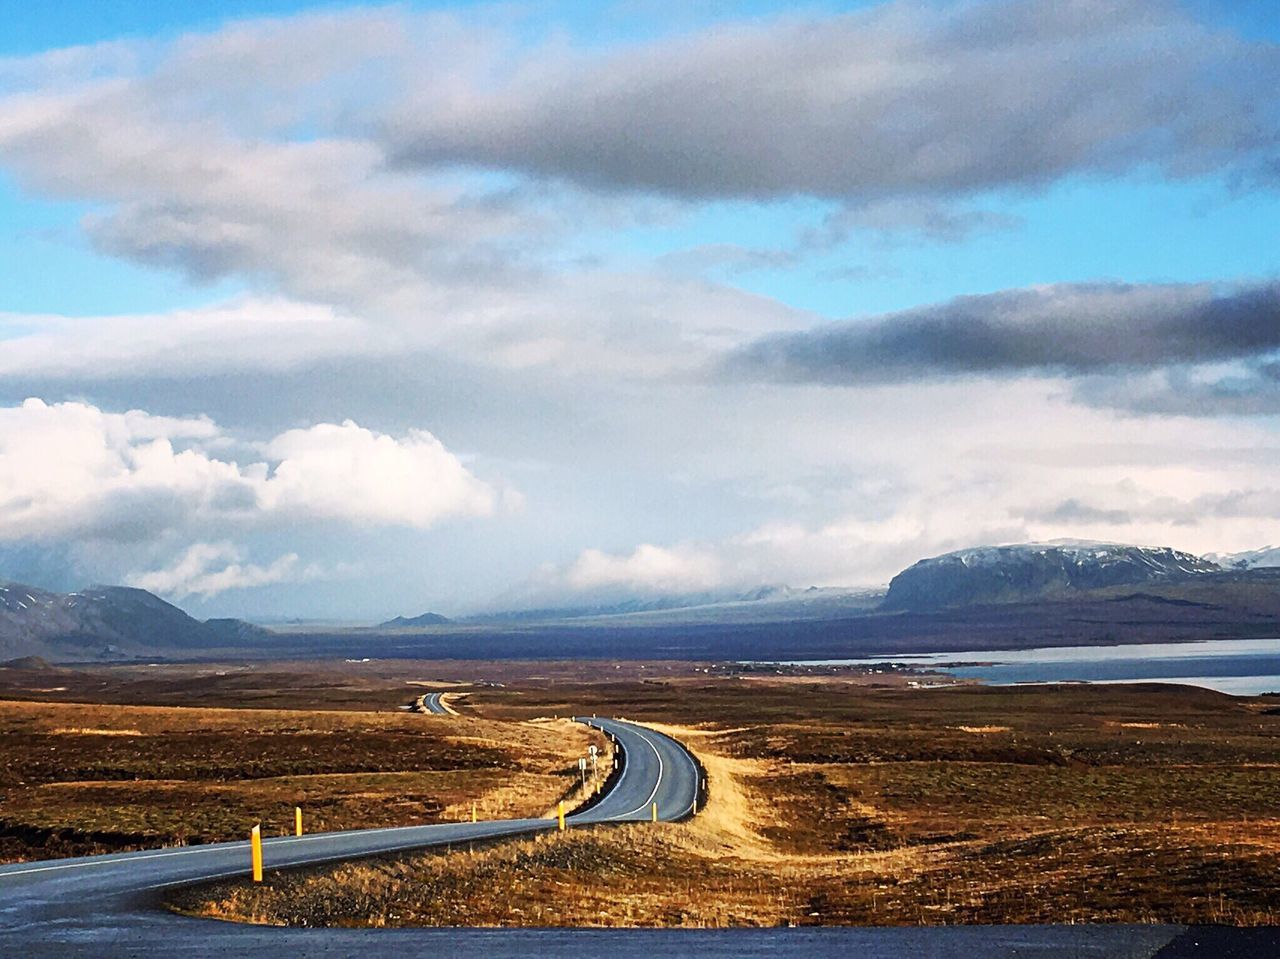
<box><xmin>420</xmin><ymin>691</ymin><xmax>450</xmax><ymax>714</ymax></box>
<box><xmin>573</xmin><ymin>717</ymin><xmax>700</xmax><ymax>823</ymax></box>
<box><xmin>0</xmin><ymin>716</ymin><xmax>698</xmax><ymax>956</ymax></box>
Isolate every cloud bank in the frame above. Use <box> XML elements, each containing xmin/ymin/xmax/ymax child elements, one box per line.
<box><xmin>386</xmin><ymin>0</ymin><xmax>1280</xmax><ymax>201</ymax></box>
<box><xmin>727</xmin><ymin>281</ymin><xmax>1280</xmax><ymax>384</ymax></box>
<box><xmin>0</xmin><ymin>398</ymin><xmax>499</xmax><ymax>544</ymax></box>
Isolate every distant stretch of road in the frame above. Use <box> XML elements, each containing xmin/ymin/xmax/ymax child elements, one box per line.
<box><xmin>0</xmin><ymin>716</ymin><xmax>699</xmax><ymax>956</ymax></box>
<box><xmin>421</xmin><ymin>691</ymin><xmax>450</xmax><ymax>714</ymax></box>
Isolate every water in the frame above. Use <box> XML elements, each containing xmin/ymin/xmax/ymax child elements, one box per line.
<box><xmin>768</xmin><ymin>637</ymin><xmax>1280</xmax><ymax>695</ymax></box>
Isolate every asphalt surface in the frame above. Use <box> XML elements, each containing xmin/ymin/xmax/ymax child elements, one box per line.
<box><xmin>574</xmin><ymin>717</ymin><xmax>701</xmax><ymax>823</ymax></box>
<box><xmin>1</xmin><ymin>714</ymin><xmax>1274</xmax><ymax>957</ymax></box>
<box><xmin>420</xmin><ymin>691</ymin><xmax>450</xmax><ymax>714</ymax></box>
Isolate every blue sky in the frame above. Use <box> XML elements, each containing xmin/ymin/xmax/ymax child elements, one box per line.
<box><xmin>0</xmin><ymin>1</ymin><xmax>1277</xmax><ymax>619</ymax></box>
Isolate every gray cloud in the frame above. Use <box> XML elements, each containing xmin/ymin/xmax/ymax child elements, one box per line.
<box><xmin>1072</xmin><ymin>363</ymin><xmax>1280</xmax><ymax>418</ymax></box>
<box><xmin>724</xmin><ymin>281</ymin><xmax>1280</xmax><ymax>384</ymax></box>
<box><xmin>1018</xmin><ymin>499</ymin><xmax>1134</xmax><ymax>526</ymax></box>
<box><xmin>385</xmin><ymin>0</ymin><xmax>1280</xmax><ymax>201</ymax></box>
<box><xmin>803</xmin><ymin>199</ymin><xmax>1024</xmax><ymax>248</ymax></box>
<box><xmin>1021</xmin><ymin>487</ymin><xmax>1280</xmax><ymax>531</ymax></box>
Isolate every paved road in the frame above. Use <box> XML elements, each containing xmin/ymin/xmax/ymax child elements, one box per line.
<box><xmin>421</xmin><ymin>691</ymin><xmax>450</xmax><ymax>714</ymax></box>
<box><xmin>0</xmin><ymin>716</ymin><xmax>698</xmax><ymax>955</ymax></box>
<box><xmin>573</xmin><ymin>717</ymin><xmax>701</xmax><ymax>822</ymax></box>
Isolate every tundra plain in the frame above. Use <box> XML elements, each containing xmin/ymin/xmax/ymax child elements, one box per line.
<box><xmin>2</xmin><ymin>658</ymin><xmax>1278</xmax><ymax>927</ymax></box>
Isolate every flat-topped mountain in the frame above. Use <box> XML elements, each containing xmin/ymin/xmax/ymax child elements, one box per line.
<box><xmin>0</xmin><ymin>580</ymin><xmax>269</xmax><ymax>661</ymax></box>
<box><xmin>882</xmin><ymin>540</ymin><xmax>1222</xmax><ymax>612</ymax></box>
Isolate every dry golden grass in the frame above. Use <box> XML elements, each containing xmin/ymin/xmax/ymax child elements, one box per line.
<box><xmin>171</xmin><ymin>679</ymin><xmax>1280</xmax><ymax>928</ymax></box>
<box><xmin>0</xmin><ymin>698</ymin><xmax>602</xmax><ymax>863</ymax></box>
<box><xmin>172</xmin><ymin>725</ymin><xmax>1280</xmax><ymax>928</ymax></box>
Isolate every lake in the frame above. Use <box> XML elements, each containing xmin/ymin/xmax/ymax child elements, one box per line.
<box><xmin>773</xmin><ymin>637</ymin><xmax>1280</xmax><ymax>695</ymax></box>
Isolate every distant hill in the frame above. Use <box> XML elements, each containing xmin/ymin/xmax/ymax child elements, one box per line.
<box><xmin>378</xmin><ymin>612</ymin><xmax>451</xmax><ymax>628</ymax></box>
<box><xmin>882</xmin><ymin>541</ymin><xmax>1221</xmax><ymax>612</ymax></box>
<box><xmin>0</xmin><ymin>655</ymin><xmax>55</xmax><ymax>670</ymax></box>
<box><xmin>0</xmin><ymin>580</ymin><xmax>270</xmax><ymax>662</ymax></box>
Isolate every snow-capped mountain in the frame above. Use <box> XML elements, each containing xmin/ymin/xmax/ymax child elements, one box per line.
<box><xmin>1206</xmin><ymin>547</ymin><xmax>1280</xmax><ymax>570</ymax></box>
<box><xmin>882</xmin><ymin>540</ymin><xmax>1222</xmax><ymax>611</ymax></box>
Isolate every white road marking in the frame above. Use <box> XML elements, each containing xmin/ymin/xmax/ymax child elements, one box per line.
<box><xmin>609</xmin><ymin>726</ymin><xmax>664</xmax><ymax>820</ymax></box>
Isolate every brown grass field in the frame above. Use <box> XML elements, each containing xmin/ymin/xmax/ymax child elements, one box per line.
<box><xmin>3</xmin><ymin>658</ymin><xmax>1279</xmax><ymax>926</ymax></box>
<box><xmin>0</xmin><ymin>667</ymin><xmax>604</xmax><ymax>862</ymax></box>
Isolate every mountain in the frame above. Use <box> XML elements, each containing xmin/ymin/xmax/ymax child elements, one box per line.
<box><xmin>1207</xmin><ymin>547</ymin><xmax>1280</xmax><ymax>570</ymax></box>
<box><xmin>0</xmin><ymin>580</ymin><xmax>270</xmax><ymax>662</ymax></box>
<box><xmin>378</xmin><ymin>612</ymin><xmax>451</xmax><ymax>628</ymax></box>
<box><xmin>882</xmin><ymin>540</ymin><xmax>1221</xmax><ymax>612</ymax></box>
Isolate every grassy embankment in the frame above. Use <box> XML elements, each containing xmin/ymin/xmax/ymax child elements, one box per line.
<box><xmin>172</xmin><ymin>677</ymin><xmax>1280</xmax><ymax>927</ymax></box>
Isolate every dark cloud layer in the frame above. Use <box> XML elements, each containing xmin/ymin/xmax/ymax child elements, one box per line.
<box><xmin>725</xmin><ymin>281</ymin><xmax>1280</xmax><ymax>384</ymax></box>
<box><xmin>385</xmin><ymin>0</ymin><xmax>1280</xmax><ymax>201</ymax></box>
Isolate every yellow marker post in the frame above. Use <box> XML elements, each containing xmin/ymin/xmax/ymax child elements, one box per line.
<box><xmin>651</xmin><ymin>802</ymin><xmax>658</xmax><ymax>822</ymax></box>
<box><xmin>471</xmin><ymin>802</ymin><xmax>477</xmax><ymax>823</ymax></box>
<box><xmin>295</xmin><ymin>806</ymin><xmax>303</xmax><ymax>837</ymax></box>
<box><xmin>250</xmin><ymin>824</ymin><xmax>263</xmax><ymax>882</ymax></box>
<box><xmin>558</xmin><ymin>801</ymin><xmax>566</xmax><ymax>831</ymax></box>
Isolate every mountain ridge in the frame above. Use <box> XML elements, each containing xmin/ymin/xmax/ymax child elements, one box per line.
<box><xmin>882</xmin><ymin>540</ymin><xmax>1222</xmax><ymax>612</ymax></box>
<box><xmin>0</xmin><ymin>580</ymin><xmax>270</xmax><ymax>661</ymax></box>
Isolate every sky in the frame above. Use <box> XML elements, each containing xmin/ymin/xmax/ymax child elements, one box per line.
<box><xmin>0</xmin><ymin>0</ymin><xmax>1278</xmax><ymax>621</ymax></box>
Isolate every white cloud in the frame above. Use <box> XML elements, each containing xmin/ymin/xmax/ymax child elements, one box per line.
<box><xmin>127</xmin><ymin>542</ymin><xmax>310</xmax><ymax>599</ymax></box>
<box><xmin>261</xmin><ymin>420</ymin><xmax>496</xmax><ymax>527</ymax></box>
<box><xmin>564</xmin><ymin>543</ymin><xmax>723</xmax><ymax>594</ymax></box>
<box><xmin>0</xmin><ymin>398</ymin><xmax>502</xmax><ymax>543</ymax></box>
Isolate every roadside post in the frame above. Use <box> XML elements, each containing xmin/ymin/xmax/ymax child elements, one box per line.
<box><xmin>294</xmin><ymin>807</ymin><xmax>303</xmax><ymax>837</ymax></box>
<box><xmin>558</xmin><ymin>801</ymin><xmax>566</xmax><ymax>831</ymax></box>
<box><xmin>250</xmin><ymin>825</ymin><xmax>263</xmax><ymax>882</ymax></box>
<box><xmin>651</xmin><ymin>802</ymin><xmax>658</xmax><ymax>823</ymax></box>
<box><xmin>589</xmin><ymin>744</ymin><xmax>598</xmax><ymax>778</ymax></box>
<box><xmin>579</xmin><ymin>756</ymin><xmax>587</xmax><ymax>788</ymax></box>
